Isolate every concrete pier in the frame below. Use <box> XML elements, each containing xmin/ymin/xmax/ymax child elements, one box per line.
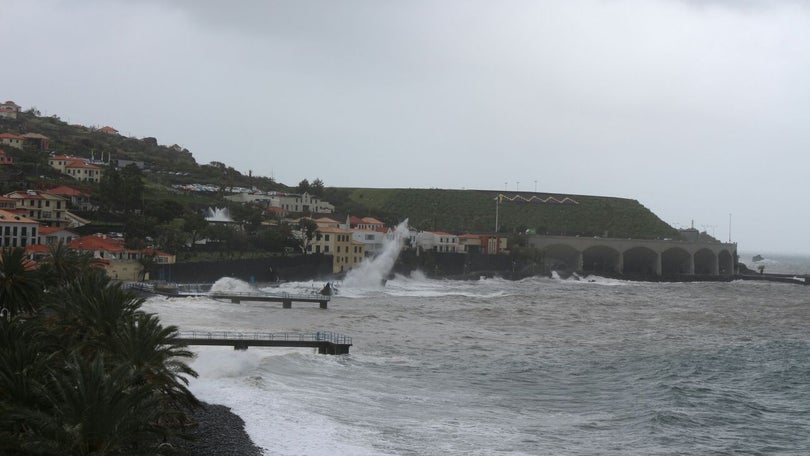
<box><xmin>175</xmin><ymin>330</ymin><xmax>352</xmax><ymax>355</ymax></box>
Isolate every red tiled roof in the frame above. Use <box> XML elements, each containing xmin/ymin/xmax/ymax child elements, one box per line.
<box><xmin>46</xmin><ymin>185</ymin><xmax>87</xmax><ymax>197</ymax></box>
<box><xmin>66</xmin><ymin>161</ymin><xmax>100</xmax><ymax>169</ymax></box>
<box><xmin>360</xmin><ymin>217</ymin><xmax>384</xmax><ymax>225</ymax></box>
<box><xmin>25</xmin><ymin>244</ymin><xmax>49</xmax><ymax>253</ymax></box>
<box><xmin>21</xmin><ymin>133</ymin><xmax>48</xmax><ymax>139</ymax></box>
<box><xmin>0</xmin><ymin>133</ymin><xmax>23</xmax><ymax>139</ymax></box>
<box><xmin>38</xmin><ymin>226</ymin><xmax>71</xmax><ymax>235</ymax></box>
<box><xmin>428</xmin><ymin>231</ymin><xmax>455</xmax><ymax>236</ymax></box>
<box><xmin>69</xmin><ymin>235</ymin><xmax>126</xmax><ymax>252</ymax></box>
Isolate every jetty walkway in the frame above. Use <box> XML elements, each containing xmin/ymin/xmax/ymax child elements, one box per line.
<box><xmin>175</xmin><ymin>330</ymin><xmax>352</xmax><ymax>354</ymax></box>
<box><xmin>126</xmin><ymin>283</ymin><xmax>332</xmax><ymax>308</ymax></box>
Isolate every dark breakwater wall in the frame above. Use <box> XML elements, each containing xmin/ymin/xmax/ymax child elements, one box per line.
<box><xmin>154</xmin><ymin>254</ymin><xmax>332</xmax><ymax>283</ymax></box>
<box><xmin>394</xmin><ymin>252</ymin><xmax>516</xmax><ymax>278</ymax></box>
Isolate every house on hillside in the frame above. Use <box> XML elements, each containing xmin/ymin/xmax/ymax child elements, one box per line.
<box><xmin>48</xmin><ymin>154</ymin><xmax>81</xmax><ymax>173</ymax></box>
<box><xmin>65</xmin><ymin>160</ymin><xmax>103</xmax><ymax>183</ymax></box>
<box><xmin>68</xmin><ymin>233</ymin><xmax>174</xmax><ymax>281</ymax></box>
<box><xmin>4</xmin><ymin>190</ymin><xmax>69</xmax><ymax>227</ymax></box>
<box><xmin>37</xmin><ymin>226</ymin><xmax>78</xmax><ymax>246</ymax></box>
<box><xmin>0</xmin><ymin>149</ymin><xmax>13</xmax><ymax>165</ymax></box>
<box><xmin>3</xmin><ymin>189</ymin><xmax>88</xmax><ymax>228</ymax></box>
<box><xmin>0</xmin><ymin>133</ymin><xmax>24</xmax><ymax>150</ymax></box>
<box><xmin>97</xmin><ymin>126</ymin><xmax>119</xmax><ymax>135</ymax></box>
<box><xmin>0</xmin><ymin>210</ymin><xmax>38</xmax><ymax>248</ymax></box>
<box><xmin>45</xmin><ymin>185</ymin><xmax>96</xmax><ymax>211</ymax></box>
<box><xmin>272</xmin><ymin>192</ymin><xmax>334</xmax><ymax>214</ymax></box>
<box><xmin>48</xmin><ymin>154</ymin><xmax>104</xmax><ymax>183</ymax></box>
<box><xmin>21</xmin><ymin>133</ymin><xmax>49</xmax><ymax>151</ymax></box>
<box><xmin>0</xmin><ymin>101</ymin><xmax>21</xmax><ymax>119</ymax></box>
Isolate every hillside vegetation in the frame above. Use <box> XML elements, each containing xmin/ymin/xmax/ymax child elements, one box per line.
<box><xmin>341</xmin><ymin>188</ymin><xmax>679</xmax><ymax>240</ymax></box>
<box><xmin>1</xmin><ymin>107</ymin><xmax>679</xmax><ymax>242</ymax></box>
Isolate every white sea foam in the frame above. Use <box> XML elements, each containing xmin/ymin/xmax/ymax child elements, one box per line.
<box><xmin>188</xmin><ymin>348</ymin><xmax>393</xmax><ymax>456</ymax></box>
<box><xmin>210</xmin><ymin>277</ymin><xmax>255</xmax><ymax>293</ymax></box>
<box><xmin>342</xmin><ymin>219</ymin><xmax>410</xmax><ymax>292</ymax></box>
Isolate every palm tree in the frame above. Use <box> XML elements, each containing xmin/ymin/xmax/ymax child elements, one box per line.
<box><xmin>37</xmin><ymin>241</ymin><xmax>95</xmax><ymax>289</ymax></box>
<box><xmin>42</xmin><ymin>270</ymin><xmax>143</xmax><ymax>356</ymax></box>
<box><xmin>112</xmin><ymin>312</ymin><xmax>199</xmax><ymax>418</ymax></box>
<box><xmin>0</xmin><ymin>247</ymin><xmax>43</xmax><ymax>316</ymax></box>
<box><xmin>8</xmin><ymin>355</ymin><xmax>170</xmax><ymax>455</ymax></box>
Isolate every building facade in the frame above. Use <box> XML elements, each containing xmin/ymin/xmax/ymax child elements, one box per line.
<box><xmin>309</xmin><ymin>227</ymin><xmax>365</xmax><ymax>273</ymax></box>
<box><xmin>4</xmin><ymin>190</ymin><xmax>70</xmax><ymax>227</ymax></box>
<box><xmin>0</xmin><ymin>210</ymin><xmax>39</xmax><ymax>248</ymax></box>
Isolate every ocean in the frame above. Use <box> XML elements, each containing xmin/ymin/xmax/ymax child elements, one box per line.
<box><xmin>142</xmin><ymin>252</ymin><xmax>810</xmax><ymax>455</ymax></box>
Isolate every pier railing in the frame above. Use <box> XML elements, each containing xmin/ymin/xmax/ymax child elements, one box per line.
<box><xmin>176</xmin><ymin>330</ymin><xmax>351</xmax><ymax>345</ymax></box>
<box><xmin>208</xmin><ymin>290</ymin><xmax>332</xmax><ymax>301</ymax></box>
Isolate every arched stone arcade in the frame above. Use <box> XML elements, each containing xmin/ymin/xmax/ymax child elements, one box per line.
<box><xmin>529</xmin><ymin>235</ymin><xmax>736</xmax><ymax>277</ymax></box>
<box><xmin>662</xmin><ymin>247</ymin><xmax>692</xmax><ymax>275</ymax></box>
<box><xmin>582</xmin><ymin>246</ymin><xmax>621</xmax><ymax>274</ymax></box>
<box><xmin>623</xmin><ymin>247</ymin><xmax>659</xmax><ymax>275</ymax></box>
<box><xmin>543</xmin><ymin>244</ymin><xmax>581</xmax><ymax>272</ymax></box>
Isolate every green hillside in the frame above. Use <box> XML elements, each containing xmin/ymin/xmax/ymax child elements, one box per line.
<box><xmin>2</xmin><ymin>108</ymin><xmax>679</xmax><ymax>242</ymax></box>
<box><xmin>342</xmin><ymin>188</ymin><xmax>679</xmax><ymax>239</ymax></box>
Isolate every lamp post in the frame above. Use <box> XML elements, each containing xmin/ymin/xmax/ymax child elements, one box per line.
<box><xmin>495</xmin><ymin>195</ymin><xmax>500</xmax><ymax>233</ymax></box>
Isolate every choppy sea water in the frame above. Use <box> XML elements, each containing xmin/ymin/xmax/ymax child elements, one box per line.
<box><xmin>143</xmin><ymin>255</ymin><xmax>810</xmax><ymax>456</ymax></box>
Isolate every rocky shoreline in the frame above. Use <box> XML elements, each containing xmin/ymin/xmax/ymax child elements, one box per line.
<box><xmin>175</xmin><ymin>402</ymin><xmax>264</xmax><ymax>456</ymax></box>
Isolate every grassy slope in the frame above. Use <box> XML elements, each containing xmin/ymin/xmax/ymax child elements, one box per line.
<box><xmin>346</xmin><ymin>188</ymin><xmax>679</xmax><ymax>239</ymax></box>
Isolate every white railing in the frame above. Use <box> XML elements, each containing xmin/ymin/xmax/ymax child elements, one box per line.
<box><xmin>176</xmin><ymin>330</ymin><xmax>351</xmax><ymax>345</ymax></box>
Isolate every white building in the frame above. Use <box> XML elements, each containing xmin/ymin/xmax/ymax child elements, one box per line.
<box><xmin>0</xmin><ymin>210</ymin><xmax>39</xmax><ymax>248</ymax></box>
<box><xmin>351</xmin><ymin>230</ymin><xmax>386</xmax><ymax>258</ymax></box>
<box><xmin>272</xmin><ymin>192</ymin><xmax>334</xmax><ymax>214</ymax></box>
<box><xmin>414</xmin><ymin>231</ymin><xmax>459</xmax><ymax>253</ymax></box>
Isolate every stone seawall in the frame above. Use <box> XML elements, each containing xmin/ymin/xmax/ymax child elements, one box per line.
<box><xmin>154</xmin><ymin>254</ymin><xmax>333</xmax><ymax>283</ymax></box>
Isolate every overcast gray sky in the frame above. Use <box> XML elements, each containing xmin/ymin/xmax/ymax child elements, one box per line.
<box><xmin>2</xmin><ymin>0</ymin><xmax>809</xmax><ymax>254</ymax></box>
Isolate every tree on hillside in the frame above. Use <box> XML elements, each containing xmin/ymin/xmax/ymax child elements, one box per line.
<box><xmin>296</xmin><ymin>218</ymin><xmax>318</xmax><ymax>254</ymax></box>
<box><xmin>297</xmin><ymin>179</ymin><xmax>310</xmax><ymax>194</ymax></box>
<box><xmin>97</xmin><ymin>164</ymin><xmax>144</xmax><ymax>213</ymax></box>
<box><xmin>310</xmin><ymin>178</ymin><xmax>325</xmax><ymax>197</ymax></box>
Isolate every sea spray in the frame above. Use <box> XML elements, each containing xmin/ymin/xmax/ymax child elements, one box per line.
<box><xmin>342</xmin><ymin>219</ymin><xmax>410</xmax><ymax>290</ymax></box>
<box><xmin>206</xmin><ymin>207</ymin><xmax>232</xmax><ymax>222</ymax></box>
<box><xmin>210</xmin><ymin>277</ymin><xmax>254</xmax><ymax>293</ymax></box>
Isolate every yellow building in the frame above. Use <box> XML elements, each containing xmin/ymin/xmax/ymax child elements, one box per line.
<box><xmin>308</xmin><ymin>227</ymin><xmax>365</xmax><ymax>273</ymax></box>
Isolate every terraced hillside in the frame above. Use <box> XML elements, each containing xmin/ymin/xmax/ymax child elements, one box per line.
<box><xmin>344</xmin><ymin>188</ymin><xmax>679</xmax><ymax>240</ymax></box>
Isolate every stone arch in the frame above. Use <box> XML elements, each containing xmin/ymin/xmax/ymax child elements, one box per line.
<box><xmin>583</xmin><ymin>245</ymin><xmax>621</xmax><ymax>274</ymax></box>
<box><xmin>662</xmin><ymin>247</ymin><xmax>692</xmax><ymax>275</ymax></box>
<box><xmin>694</xmin><ymin>248</ymin><xmax>718</xmax><ymax>275</ymax></box>
<box><xmin>543</xmin><ymin>243</ymin><xmax>581</xmax><ymax>272</ymax></box>
<box><xmin>623</xmin><ymin>246</ymin><xmax>659</xmax><ymax>275</ymax></box>
<box><xmin>718</xmin><ymin>249</ymin><xmax>735</xmax><ymax>275</ymax></box>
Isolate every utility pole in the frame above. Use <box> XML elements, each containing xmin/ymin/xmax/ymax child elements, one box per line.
<box><xmin>728</xmin><ymin>213</ymin><xmax>732</xmax><ymax>243</ymax></box>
